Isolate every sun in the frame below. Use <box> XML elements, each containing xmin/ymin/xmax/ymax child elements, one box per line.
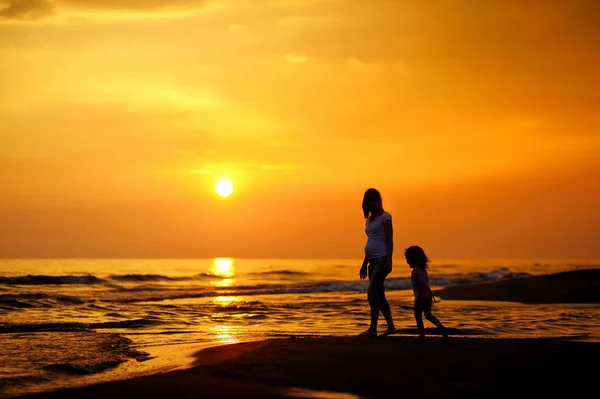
<box><xmin>209</xmin><ymin>258</ymin><xmax>235</xmax><ymax>277</ymax></box>
<box><xmin>215</xmin><ymin>179</ymin><xmax>234</xmax><ymax>197</ymax></box>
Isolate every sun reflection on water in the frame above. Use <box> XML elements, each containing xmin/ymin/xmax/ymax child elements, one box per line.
<box><xmin>211</xmin><ymin>278</ymin><xmax>236</xmax><ymax>287</ymax></box>
<box><xmin>209</xmin><ymin>258</ymin><xmax>236</xmax><ymax>287</ymax></box>
<box><xmin>211</xmin><ymin>325</ymin><xmax>241</xmax><ymax>344</ymax></box>
<box><xmin>213</xmin><ymin>296</ymin><xmax>243</xmax><ymax>306</ymax></box>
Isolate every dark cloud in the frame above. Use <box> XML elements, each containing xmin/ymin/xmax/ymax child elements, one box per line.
<box><xmin>0</xmin><ymin>0</ymin><xmax>207</xmax><ymax>20</ymax></box>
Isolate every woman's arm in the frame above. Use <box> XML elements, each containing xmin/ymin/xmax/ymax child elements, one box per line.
<box><xmin>359</xmin><ymin>255</ymin><xmax>368</xmax><ymax>279</ymax></box>
<box><xmin>384</xmin><ymin>219</ymin><xmax>393</xmax><ymax>272</ymax></box>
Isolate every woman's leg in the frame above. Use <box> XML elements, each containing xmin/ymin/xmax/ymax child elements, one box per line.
<box><xmin>360</xmin><ymin>263</ymin><xmax>379</xmax><ymax>336</ymax></box>
<box><xmin>380</xmin><ymin>303</ymin><xmax>395</xmax><ymax>331</ymax></box>
<box><xmin>368</xmin><ymin>306</ymin><xmax>380</xmax><ymax>332</ymax></box>
<box><xmin>362</xmin><ymin>258</ymin><xmax>387</xmax><ymax>336</ymax></box>
<box><xmin>378</xmin><ymin>275</ymin><xmax>396</xmax><ymax>335</ymax></box>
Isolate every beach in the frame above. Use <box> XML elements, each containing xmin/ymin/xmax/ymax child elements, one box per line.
<box><xmin>16</xmin><ymin>336</ymin><xmax>600</xmax><ymax>398</ymax></box>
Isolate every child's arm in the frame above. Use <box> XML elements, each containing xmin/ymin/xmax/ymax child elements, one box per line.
<box><xmin>422</xmin><ymin>273</ymin><xmax>435</xmax><ymax>298</ymax></box>
<box><xmin>414</xmin><ymin>269</ymin><xmax>434</xmax><ymax>296</ymax></box>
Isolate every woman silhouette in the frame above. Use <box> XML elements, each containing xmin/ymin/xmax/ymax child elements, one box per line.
<box><xmin>359</xmin><ymin>188</ymin><xmax>396</xmax><ymax>337</ymax></box>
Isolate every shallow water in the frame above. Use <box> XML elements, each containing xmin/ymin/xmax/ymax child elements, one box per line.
<box><xmin>1</xmin><ymin>258</ymin><xmax>599</xmax><ymax>398</ymax></box>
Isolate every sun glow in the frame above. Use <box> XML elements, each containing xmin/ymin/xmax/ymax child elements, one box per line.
<box><xmin>215</xmin><ymin>179</ymin><xmax>233</xmax><ymax>197</ymax></box>
<box><xmin>209</xmin><ymin>258</ymin><xmax>235</xmax><ymax>277</ymax></box>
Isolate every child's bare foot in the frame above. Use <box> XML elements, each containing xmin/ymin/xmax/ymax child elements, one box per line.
<box><xmin>442</xmin><ymin>329</ymin><xmax>449</xmax><ymax>340</ymax></box>
<box><xmin>380</xmin><ymin>327</ymin><xmax>397</xmax><ymax>337</ymax></box>
<box><xmin>359</xmin><ymin>328</ymin><xmax>377</xmax><ymax>337</ymax></box>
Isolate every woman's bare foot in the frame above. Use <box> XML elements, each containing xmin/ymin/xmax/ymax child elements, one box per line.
<box><xmin>359</xmin><ymin>328</ymin><xmax>377</xmax><ymax>337</ymax></box>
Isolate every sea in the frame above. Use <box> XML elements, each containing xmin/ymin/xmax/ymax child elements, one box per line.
<box><xmin>1</xmin><ymin>258</ymin><xmax>599</xmax><ymax>398</ymax></box>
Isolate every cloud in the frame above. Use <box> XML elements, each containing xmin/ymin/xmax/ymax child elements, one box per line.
<box><xmin>0</xmin><ymin>0</ymin><xmax>207</xmax><ymax>20</ymax></box>
<box><xmin>185</xmin><ymin>163</ymin><xmax>314</xmax><ymax>175</ymax></box>
<box><xmin>0</xmin><ymin>0</ymin><xmax>54</xmax><ymax>20</ymax></box>
<box><xmin>60</xmin><ymin>0</ymin><xmax>207</xmax><ymax>12</ymax></box>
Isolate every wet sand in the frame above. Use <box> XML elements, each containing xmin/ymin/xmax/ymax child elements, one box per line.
<box><xmin>16</xmin><ymin>336</ymin><xmax>599</xmax><ymax>399</ymax></box>
<box><xmin>434</xmin><ymin>268</ymin><xmax>600</xmax><ymax>303</ymax></box>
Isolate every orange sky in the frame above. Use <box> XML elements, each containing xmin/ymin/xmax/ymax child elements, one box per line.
<box><xmin>1</xmin><ymin>0</ymin><xmax>599</xmax><ymax>259</ymax></box>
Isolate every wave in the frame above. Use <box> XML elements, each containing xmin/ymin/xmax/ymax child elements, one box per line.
<box><xmin>0</xmin><ymin>298</ymin><xmax>35</xmax><ymax>309</ymax></box>
<box><xmin>106</xmin><ymin>269</ymin><xmax>532</xmax><ymax>303</ymax></box>
<box><xmin>43</xmin><ymin>360</ymin><xmax>124</xmax><ymax>375</ymax></box>
<box><xmin>248</xmin><ymin>270</ymin><xmax>310</xmax><ymax>276</ymax></box>
<box><xmin>0</xmin><ymin>322</ymin><xmax>92</xmax><ymax>334</ymax></box>
<box><xmin>109</xmin><ymin>274</ymin><xmax>192</xmax><ymax>282</ymax></box>
<box><xmin>108</xmin><ymin>280</ymin><xmax>399</xmax><ymax>303</ymax></box>
<box><xmin>0</xmin><ymin>274</ymin><xmax>198</xmax><ymax>285</ymax></box>
<box><xmin>0</xmin><ymin>374</ymin><xmax>51</xmax><ymax>389</ymax></box>
<box><xmin>428</xmin><ymin>269</ymin><xmax>532</xmax><ymax>287</ymax></box>
<box><xmin>41</xmin><ymin>335</ymin><xmax>151</xmax><ymax>375</ymax></box>
<box><xmin>0</xmin><ymin>293</ymin><xmax>86</xmax><ymax>310</ymax></box>
<box><xmin>1</xmin><ymin>292</ymin><xmax>85</xmax><ymax>302</ymax></box>
<box><xmin>0</xmin><ymin>318</ymin><xmax>160</xmax><ymax>334</ymax></box>
<box><xmin>0</xmin><ymin>275</ymin><xmax>104</xmax><ymax>285</ymax></box>
<box><xmin>197</xmin><ymin>273</ymin><xmax>229</xmax><ymax>279</ymax></box>
<box><xmin>90</xmin><ymin>319</ymin><xmax>162</xmax><ymax>329</ymax></box>
<box><xmin>0</xmin><ymin>269</ymin><xmax>533</xmax><ymax>305</ymax></box>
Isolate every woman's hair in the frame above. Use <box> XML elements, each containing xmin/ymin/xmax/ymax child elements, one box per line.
<box><xmin>362</xmin><ymin>188</ymin><xmax>382</xmax><ymax>218</ymax></box>
<box><xmin>404</xmin><ymin>246</ymin><xmax>429</xmax><ymax>269</ymax></box>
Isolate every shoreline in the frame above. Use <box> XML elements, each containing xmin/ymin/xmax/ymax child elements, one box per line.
<box><xmin>14</xmin><ymin>335</ymin><xmax>600</xmax><ymax>398</ymax></box>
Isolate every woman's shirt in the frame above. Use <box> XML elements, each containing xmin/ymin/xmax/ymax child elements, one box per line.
<box><xmin>411</xmin><ymin>268</ymin><xmax>432</xmax><ymax>300</ymax></box>
<box><xmin>364</xmin><ymin>211</ymin><xmax>392</xmax><ymax>259</ymax></box>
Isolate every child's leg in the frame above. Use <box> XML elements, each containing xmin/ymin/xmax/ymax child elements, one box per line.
<box><xmin>413</xmin><ymin>299</ymin><xmax>425</xmax><ymax>337</ymax></box>
<box><xmin>423</xmin><ymin>301</ymin><xmax>447</xmax><ymax>338</ymax></box>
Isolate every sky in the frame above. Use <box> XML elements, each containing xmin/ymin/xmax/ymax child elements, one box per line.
<box><xmin>1</xmin><ymin>0</ymin><xmax>599</xmax><ymax>259</ymax></box>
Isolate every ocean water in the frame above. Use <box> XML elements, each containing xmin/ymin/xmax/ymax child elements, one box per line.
<box><xmin>1</xmin><ymin>258</ymin><xmax>599</xmax><ymax>398</ymax></box>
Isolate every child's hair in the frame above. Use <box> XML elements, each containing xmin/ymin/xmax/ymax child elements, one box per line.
<box><xmin>405</xmin><ymin>246</ymin><xmax>429</xmax><ymax>269</ymax></box>
<box><xmin>362</xmin><ymin>188</ymin><xmax>382</xmax><ymax>218</ymax></box>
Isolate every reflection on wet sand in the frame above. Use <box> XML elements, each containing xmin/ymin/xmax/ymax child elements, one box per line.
<box><xmin>285</xmin><ymin>387</ymin><xmax>363</xmax><ymax>398</ymax></box>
